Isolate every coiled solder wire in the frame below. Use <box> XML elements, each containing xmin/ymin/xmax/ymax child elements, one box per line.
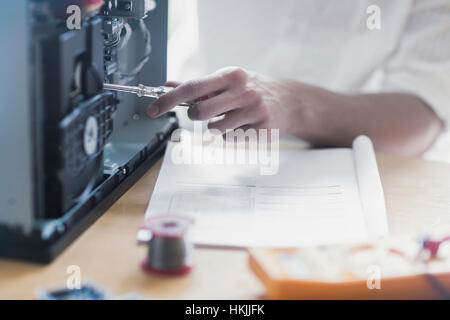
<box><xmin>147</xmin><ymin>235</ymin><xmax>192</xmax><ymax>271</ymax></box>
<box><xmin>141</xmin><ymin>215</ymin><xmax>194</xmax><ymax>275</ymax></box>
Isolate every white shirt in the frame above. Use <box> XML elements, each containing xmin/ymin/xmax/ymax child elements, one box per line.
<box><xmin>172</xmin><ymin>0</ymin><xmax>450</xmax><ymax>161</ymax></box>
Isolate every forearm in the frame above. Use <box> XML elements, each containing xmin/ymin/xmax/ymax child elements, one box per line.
<box><xmin>288</xmin><ymin>82</ymin><xmax>444</xmax><ymax>155</ymax></box>
<box><xmin>148</xmin><ymin>67</ymin><xmax>444</xmax><ymax>156</ymax></box>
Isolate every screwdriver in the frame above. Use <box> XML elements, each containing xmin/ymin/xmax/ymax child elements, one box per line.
<box><xmin>103</xmin><ymin>83</ymin><xmax>194</xmax><ymax>106</ymax></box>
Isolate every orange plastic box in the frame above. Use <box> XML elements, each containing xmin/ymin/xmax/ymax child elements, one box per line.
<box><xmin>249</xmin><ymin>237</ymin><xmax>450</xmax><ymax>299</ymax></box>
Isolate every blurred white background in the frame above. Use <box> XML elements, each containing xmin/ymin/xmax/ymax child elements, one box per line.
<box><xmin>164</xmin><ymin>0</ymin><xmax>450</xmax><ymax>163</ymax></box>
<box><xmin>167</xmin><ymin>0</ymin><xmax>198</xmax><ymax>81</ymax></box>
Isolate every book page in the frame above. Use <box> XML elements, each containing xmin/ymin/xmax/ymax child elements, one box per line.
<box><xmin>141</xmin><ymin>133</ymin><xmax>387</xmax><ymax>247</ymax></box>
<box><xmin>352</xmin><ymin>136</ymin><xmax>388</xmax><ymax>238</ymax></box>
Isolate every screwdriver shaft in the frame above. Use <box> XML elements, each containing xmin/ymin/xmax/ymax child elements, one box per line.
<box><xmin>103</xmin><ymin>83</ymin><xmax>193</xmax><ymax>106</ymax></box>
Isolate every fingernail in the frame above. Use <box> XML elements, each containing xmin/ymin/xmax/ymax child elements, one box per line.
<box><xmin>148</xmin><ymin>105</ymin><xmax>159</xmax><ymax>117</ymax></box>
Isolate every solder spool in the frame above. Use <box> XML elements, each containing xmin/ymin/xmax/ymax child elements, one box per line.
<box><xmin>140</xmin><ymin>215</ymin><xmax>194</xmax><ymax>276</ymax></box>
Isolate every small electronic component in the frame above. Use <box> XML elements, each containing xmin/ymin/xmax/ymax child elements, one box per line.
<box><xmin>103</xmin><ymin>83</ymin><xmax>194</xmax><ymax>106</ymax></box>
<box><xmin>36</xmin><ymin>282</ymin><xmax>143</xmax><ymax>300</ymax></box>
<box><xmin>102</xmin><ymin>0</ymin><xmax>156</xmax><ymax>19</ymax></box>
<box><xmin>36</xmin><ymin>283</ymin><xmax>111</xmax><ymax>300</ymax></box>
<box><xmin>419</xmin><ymin>235</ymin><xmax>450</xmax><ymax>259</ymax></box>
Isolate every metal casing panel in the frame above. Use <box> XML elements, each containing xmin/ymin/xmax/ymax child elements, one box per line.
<box><xmin>0</xmin><ymin>1</ymin><xmax>34</xmax><ymax>232</ymax></box>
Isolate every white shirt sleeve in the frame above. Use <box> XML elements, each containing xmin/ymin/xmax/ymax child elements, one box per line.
<box><xmin>381</xmin><ymin>0</ymin><xmax>450</xmax><ymax>127</ymax></box>
<box><xmin>380</xmin><ymin>0</ymin><xmax>450</xmax><ymax>161</ymax></box>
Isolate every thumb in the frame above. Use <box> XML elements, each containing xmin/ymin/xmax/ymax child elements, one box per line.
<box><xmin>164</xmin><ymin>80</ymin><xmax>181</xmax><ymax>88</ymax></box>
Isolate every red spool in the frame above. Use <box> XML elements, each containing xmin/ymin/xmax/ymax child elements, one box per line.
<box><xmin>140</xmin><ymin>215</ymin><xmax>194</xmax><ymax>276</ymax></box>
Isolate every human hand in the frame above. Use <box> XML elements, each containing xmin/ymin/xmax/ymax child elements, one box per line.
<box><xmin>147</xmin><ymin>67</ymin><xmax>444</xmax><ymax>154</ymax></box>
<box><xmin>147</xmin><ymin>67</ymin><xmax>303</xmax><ymax>135</ymax></box>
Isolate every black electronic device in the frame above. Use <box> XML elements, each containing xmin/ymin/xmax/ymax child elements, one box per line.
<box><xmin>0</xmin><ymin>0</ymin><xmax>177</xmax><ymax>262</ymax></box>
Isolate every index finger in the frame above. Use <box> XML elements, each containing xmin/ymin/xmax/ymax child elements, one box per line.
<box><xmin>147</xmin><ymin>73</ymin><xmax>231</xmax><ymax>117</ymax></box>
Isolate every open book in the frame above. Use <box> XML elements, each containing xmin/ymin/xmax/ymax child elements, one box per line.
<box><xmin>140</xmin><ymin>133</ymin><xmax>388</xmax><ymax>248</ymax></box>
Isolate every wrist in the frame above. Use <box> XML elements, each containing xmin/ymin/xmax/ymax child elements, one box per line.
<box><xmin>285</xmin><ymin>81</ymin><xmax>323</xmax><ymax>138</ymax></box>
